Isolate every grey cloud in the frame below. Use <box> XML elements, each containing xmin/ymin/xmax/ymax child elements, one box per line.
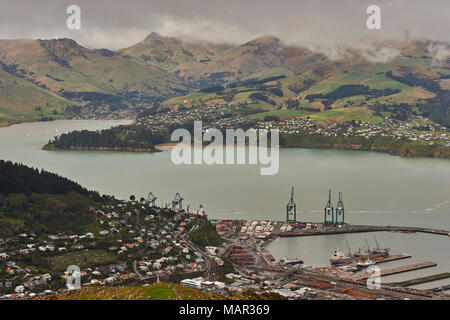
<box><xmin>0</xmin><ymin>0</ymin><xmax>448</xmax><ymax>59</ymax></box>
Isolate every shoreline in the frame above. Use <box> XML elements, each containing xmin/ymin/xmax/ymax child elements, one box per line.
<box><xmin>42</xmin><ymin>145</ymin><xmax>160</xmax><ymax>153</ymax></box>
<box><xmin>42</xmin><ymin>142</ymin><xmax>450</xmax><ymax>160</ymax></box>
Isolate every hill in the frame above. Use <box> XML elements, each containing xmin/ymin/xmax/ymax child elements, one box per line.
<box><xmin>0</xmin><ymin>160</ymin><xmax>102</xmax><ymax>237</ymax></box>
<box><xmin>36</xmin><ymin>282</ymin><xmax>284</xmax><ymax>300</ymax></box>
<box><xmin>0</xmin><ymin>38</ymin><xmax>186</xmax><ymax>126</ymax></box>
<box><xmin>0</xmin><ymin>34</ymin><xmax>448</xmax><ymax>127</ymax></box>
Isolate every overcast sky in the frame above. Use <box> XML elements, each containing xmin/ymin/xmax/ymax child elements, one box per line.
<box><xmin>0</xmin><ymin>0</ymin><xmax>448</xmax><ymax>50</ymax></box>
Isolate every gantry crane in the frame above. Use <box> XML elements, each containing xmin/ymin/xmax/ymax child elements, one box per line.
<box><xmin>335</xmin><ymin>192</ymin><xmax>345</xmax><ymax>225</ymax></box>
<box><xmin>171</xmin><ymin>193</ymin><xmax>184</xmax><ymax>211</ymax></box>
<box><xmin>145</xmin><ymin>192</ymin><xmax>157</xmax><ymax>207</ymax></box>
<box><xmin>324</xmin><ymin>189</ymin><xmax>334</xmax><ymax>225</ymax></box>
<box><xmin>286</xmin><ymin>186</ymin><xmax>297</xmax><ymax>222</ymax></box>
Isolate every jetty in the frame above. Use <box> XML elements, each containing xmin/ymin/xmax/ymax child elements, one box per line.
<box><xmin>353</xmin><ymin>261</ymin><xmax>437</xmax><ymax>281</ymax></box>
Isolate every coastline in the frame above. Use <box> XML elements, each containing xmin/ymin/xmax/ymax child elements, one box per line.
<box><xmin>42</xmin><ymin>141</ymin><xmax>450</xmax><ymax>159</ymax></box>
<box><xmin>42</xmin><ymin>145</ymin><xmax>160</xmax><ymax>153</ymax></box>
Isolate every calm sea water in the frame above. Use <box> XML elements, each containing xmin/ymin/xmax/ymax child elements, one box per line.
<box><xmin>0</xmin><ymin>120</ymin><xmax>449</xmax><ymax>287</ymax></box>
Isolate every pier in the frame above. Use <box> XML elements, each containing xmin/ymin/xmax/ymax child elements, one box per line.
<box><xmin>353</xmin><ymin>261</ymin><xmax>437</xmax><ymax>281</ymax></box>
<box><xmin>427</xmin><ymin>284</ymin><xmax>450</xmax><ymax>293</ymax></box>
<box><xmin>387</xmin><ymin>272</ymin><xmax>450</xmax><ymax>287</ymax></box>
<box><xmin>278</xmin><ymin>225</ymin><xmax>450</xmax><ymax>237</ymax></box>
<box><xmin>371</xmin><ymin>254</ymin><xmax>411</xmax><ymax>264</ymax></box>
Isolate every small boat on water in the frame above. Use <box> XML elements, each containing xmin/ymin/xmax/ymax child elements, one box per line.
<box><xmin>280</xmin><ymin>257</ymin><xmax>303</xmax><ymax>266</ymax></box>
<box><xmin>356</xmin><ymin>259</ymin><xmax>376</xmax><ymax>269</ymax></box>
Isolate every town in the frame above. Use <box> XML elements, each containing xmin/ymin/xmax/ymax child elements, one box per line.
<box><xmin>1</xmin><ymin>189</ymin><xmax>449</xmax><ymax>300</ymax></box>
<box><xmin>133</xmin><ymin>102</ymin><xmax>450</xmax><ymax>149</ymax></box>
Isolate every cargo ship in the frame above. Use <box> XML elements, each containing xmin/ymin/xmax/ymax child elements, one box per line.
<box><xmin>353</xmin><ymin>238</ymin><xmax>390</xmax><ymax>259</ymax></box>
<box><xmin>330</xmin><ymin>248</ymin><xmax>353</xmax><ymax>266</ymax></box>
<box><xmin>330</xmin><ymin>239</ymin><xmax>390</xmax><ymax>266</ymax></box>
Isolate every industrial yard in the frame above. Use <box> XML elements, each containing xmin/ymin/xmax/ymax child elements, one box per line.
<box><xmin>207</xmin><ymin>188</ymin><xmax>450</xmax><ymax>300</ymax></box>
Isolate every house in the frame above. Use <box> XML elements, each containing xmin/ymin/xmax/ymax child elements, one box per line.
<box><xmin>15</xmin><ymin>285</ymin><xmax>25</xmax><ymax>293</ymax></box>
<box><xmin>25</xmin><ymin>266</ymin><xmax>36</xmax><ymax>272</ymax></box>
<box><xmin>6</xmin><ymin>261</ymin><xmax>15</xmax><ymax>267</ymax></box>
<box><xmin>42</xmin><ymin>274</ymin><xmax>52</xmax><ymax>281</ymax></box>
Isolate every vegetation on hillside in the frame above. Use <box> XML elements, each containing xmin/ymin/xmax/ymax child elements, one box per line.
<box><xmin>189</xmin><ymin>220</ymin><xmax>223</xmax><ymax>248</ymax></box>
<box><xmin>0</xmin><ymin>160</ymin><xmax>103</xmax><ymax>237</ymax></box>
<box><xmin>280</xmin><ymin>134</ymin><xmax>450</xmax><ymax>158</ymax></box>
<box><xmin>43</xmin><ymin>124</ymin><xmax>168</xmax><ymax>151</ymax></box>
<box><xmin>0</xmin><ymin>160</ymin><xmax>100</xmax><ymax>199</ymax></box>
<box><xmin>36</xmin><ymin>282</ymin><xmax>285</xmax><ymax>300</ymax></box>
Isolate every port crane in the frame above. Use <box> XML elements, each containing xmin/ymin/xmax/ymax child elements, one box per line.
<box><xmin>374</xmin><ymin>237</ymin><xmax>380</xmax><ymax>250</ymax></box>
<box><xmin>171</xmin><ymin>193</ymin><xmax>184</xmax><ymax>211</ymax></box>
<box><xmin>335</xmin><ymin>192</ymin><xmax>345</xmax><ymax>225</ymax></box>
<box><xmin>346</xmin><ymin>240</ymin><xmax>353</xmax><ymax>258</ymax></box>
<box><xmin>324</xmin><ymin>189</ymin><xmax>334</xmax><ymax>225</ymax></box>
<box><xmin>286</xmin><ymin>186</ymin><xmax>297</xmax><ymax>222</ymax></box>
<box><xmin>365</xmin><ymin>238</ymin><xmax>371</xmax><ymax>253</ymax></box>
<box><xmin>145</xmin><ymin>192</ymin><xmax>157</xmax><ymax>207</ymax></box>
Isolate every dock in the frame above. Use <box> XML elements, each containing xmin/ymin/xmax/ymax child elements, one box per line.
<box><xmin>353</xmin><ymin>261</ymin><xmax>437</xmax><ymax>281</ymax></box>
<box><xmin>371</xmin><ymin>254</ymin><xmax>411</xmax><ymax>264</ymax></box>
<box><xmin>279</xmin><ymin>225</ymin><xmax>450</xmax><ymax>237</ymax></box>
<box><xmin>387</xmin><ymin>272</ymin><xmax>450</xmax><ymax>287</ymax></box>
<box><xmin>427</xmin><ymin>284</ymin><xmax>450</xmax><ymax>293</ymax></box>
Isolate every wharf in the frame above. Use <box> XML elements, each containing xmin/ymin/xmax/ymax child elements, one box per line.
<box><xmin>352</xmin><ymin>261</ymin><xmax>437</xmax><ymax>281</ymax></box>
<box><xmin>388</xmin><ymin>272</ymin><xmax>450</xmax><ymax>287</ymax></box>
<box><xmin>427</xmin><ymin>284</ymin><xmax>450</xmax><ymax>293</ymax></box>
<box><xmin>371</xmin><ymin>254</ymin><xmax>411</xmax><ymax>264</ymax></box>
<box><xmin>279</xmin><ymin>225</ymin><xmax>450</xmax><ymax>237</ymax></box>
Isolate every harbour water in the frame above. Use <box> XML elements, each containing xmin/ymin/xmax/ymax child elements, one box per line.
<box><xmin>0</xmin><ymin>120</ymin><xmax>449</xmax><ymax>288</ymax></box>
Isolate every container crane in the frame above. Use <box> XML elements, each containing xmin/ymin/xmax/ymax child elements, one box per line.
<box><xmin>145</xmin><ymin>192</ymin><xmax>157</xmax><ymax>207</ymax></box>
<box><xmin>172</xmin><ymin>193</ymin><xmax>184</xmax><ymax>211</ymax></box>
<box><xmin>324</xmin><ymin>189</ymin><xmax>334</xmax><ymax>225</ymax></box>
<box><xmin>286</xmin><ymin>186</ymin><xmax>297</xmax><ymax>222</ymax></box>
<box><xmin>335</xmin><ymin>192</ymin><xmax>345</xmax><ymax>225</ymax></box>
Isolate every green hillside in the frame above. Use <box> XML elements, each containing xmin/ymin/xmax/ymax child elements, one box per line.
<box><xmin>0</xmin><ymin>35</ymin><xmax>448</xmax><ymax>126</ymax></box>
<box><xmin>37</xmin><ymin>282</ymin><xmax>285</xmax><ymax>300</ymax></box>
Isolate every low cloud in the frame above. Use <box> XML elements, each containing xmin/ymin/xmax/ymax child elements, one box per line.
<box><xmin>0</xmin><ymin>0</ymin><xmax>448</xmax><ymax>63</ymax></box>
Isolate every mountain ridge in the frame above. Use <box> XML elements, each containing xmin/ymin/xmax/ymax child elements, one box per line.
<box><xmin>0</xmin><ymin>33</ymin><xmax>448</xmax><ymax>126</ymax></box>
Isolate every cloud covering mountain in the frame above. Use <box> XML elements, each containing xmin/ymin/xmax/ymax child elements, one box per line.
<box><xmin>1</xmin><ymin>0</ymin><xmax>448</xmax><ymax>53</ymax></box>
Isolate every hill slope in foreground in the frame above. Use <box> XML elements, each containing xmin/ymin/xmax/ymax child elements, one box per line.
<box><xmin>36</xmin><ymin>282</ymin><xmax>284</xmax><ymax>300</ymax></box>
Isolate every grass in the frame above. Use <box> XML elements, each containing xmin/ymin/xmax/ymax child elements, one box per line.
<box><xmin>189</xmin><ymin>220</ymin><xmax>223</xmax><ymax>248</ymax></box>
<box><xmin>142</xmin><ymin>283</ymin><xmax>177</xmax><ymax>300</ymax></box>
<box><xmin>38</xmin><ymin>282</ymin><xmax>226</xmax><ymax>300</ymax></box>
<box><xmin>44</xmin><ymin>249</ymin><xmax>117</xmax><ymax>273</ymax></box>
<box><xmin>37</xmin><ymin>282</ymin><xmax>285</xmax><ymax>300</ymax></box>
<box><xmin>304</xmin><ymin>107</ymin><xmax>373</xmax><ymax>123</ymax></box>
<box><xmin>251</xmin><ymin>109</ymin><xmax>307</xmax><ymax>119</ymax></box>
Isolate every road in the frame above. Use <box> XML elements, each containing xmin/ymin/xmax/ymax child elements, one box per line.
<box><xmin>181</xmin><ymin>220</ymin><xmax>216</xmax><ymax>281</ymax></box>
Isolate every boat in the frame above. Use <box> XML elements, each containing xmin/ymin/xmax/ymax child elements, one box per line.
<box><xmin>330</xmin><ymin>248</ymin><xmax>353</xmax><ymax>266</ymax></box>
<box><xmin>353</xmin><ymin>238</ymin><xmax>390</xmax><ymax>259</ymax></box>
<box><xmin>330</xmin><ymin>238</ymin><xmax>390</xmax><ymax>266</ymax></box>
<box><xmin>280</xmin><ymin>257</ymin><xmax>303</xmax><ymax>266</ymax></box>
<box><xmin>356</xmin><ymin>259</ymin><xmax>376</xmax><ymax>269</ymax></box>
